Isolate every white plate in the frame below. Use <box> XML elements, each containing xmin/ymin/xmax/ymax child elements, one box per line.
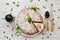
<box><xmin>15</xmin><ymin>9</ymin><xmax>45</xmax><ymax>37</ymax></box>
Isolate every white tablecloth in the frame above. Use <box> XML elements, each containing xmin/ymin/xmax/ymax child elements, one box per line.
<box><xmin>0</xmin><ymin>0</ymin><xmax>60</xmax><ymax>40</ymax></box>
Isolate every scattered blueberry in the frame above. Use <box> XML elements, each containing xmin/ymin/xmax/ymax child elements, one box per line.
<box><xmin>17</xmin><ymin>35</ymin><xmax>20</xmax><ymax>37</ymax></box>
<box><xmin>9</xmin><ymin>39</ymin><xmax>11</xmax><ymax>40</ymax></box>
<box><xmin>2</xmin><ymin>18</ymin><xmax>5</xmax><ymax>19</ymax></box>
<box><xmin>3</xmin><ymin>31</ymin><xmax>5</xmax><ymax>33</ymax></box>
<box><xmin>52</xmin><ymin>18</ymin><xmax>54</xmax><ymax>20</ymax></box>
<box><xmin>47</xmin><ymin>36</ymin><xmax>49</xmax><ymax>38</ymax></box>
<box><xmin>25</xmin><ymin>38</ymin><xmax>27</xmax><ymax>40</ymax></box>
<box><xmin>24</xmin><ymin>6</ymin><xmax>26</xmax><ymax>8</ymax></box>
<box><xmin>7</xmin><ymin>25</ymin><xmax>9</xmax><ymax>27</ymax></box>
<box><xmin>46</xmin><ymin>0</ymin><xmax>47</xmax><ymax>1</ymax></box>
<box><xmin>11</xmin><ymin>8</ymin><xmax>13</xmax><ymax>11</ymax></box>
<box><xmin>54</xmin><ymin>10</ymin><xmax>55</xmax><ymax>12</ymax></box>
<box><xmin>13</xmin><ymin>17</ymin><xmax>15</xmax><ymax>18</ymax></box>
<box><xmin>10</xmin><ymin>13</ymin><xmax>12</xmax><ymax>14</ymax></box>
<box><xmin>57</xmin><ymin>17</ymin><xmax>59</xmax><ymax>18</ymax></box>
<box><xmin>43</xmin><ymin>6</ymin><xmax>46</xmax><ymax>9</ymax></box>
<box><xmin>13</xmin><ymin>2</ymin><xmax>15</xmax><ymax>4</ymax></box>
<box><xmin>4</xmin><ymin>36</ymin><xmax>6</xmax><ymax>37</ymax></box>
<box><xmin>6</xmin><ymin>37</ymin><xmax>8</xmax><ymax>38</ymax></box>
<box><xmin>38</xmin><ymin>0</ymin><xmax>40</xmax><ymax>1</ymax></box>
<box><xmin>58</xmin><ymin>27</ymin><xmax>60</xmax><ymax>29</ymax></box>
<box><xmin>42</xmin><ymin>37</ymin><xmax>44</xmax><ymax>39</ymax></box>
<box><xmin>6</xmin><ymin>3</ymin><xmax>9</xmax><ymax>5</ymax></box>
<box><xmin>42</xmin><ymin>33</ymin><xmax>44</xmax><ymax>35</ymax></box>
<box><xmin>58</xmin><ymin>9</ymin><xmax>60</xmax><ymax>11</ymax></box>
<box><xmin>29</xmin><ymin>0</ymin><xmax>33</xmax><ymax>2</ymax></box>
<box><xmin>11</xmin><ymin>35</ymin><xmax>13</xmax><ymax>37</ymax></box>
<box><xmin>18</xmin><ymin>2</ymin><xmax>20</xmax><ymax>3</ymax></box>
<box><xmin>50</xmin><ymin>34</ymin><xmax>52</xmax><ymax>36</ymax></box>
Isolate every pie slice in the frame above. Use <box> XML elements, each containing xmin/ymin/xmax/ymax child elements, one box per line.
<box><xmin>34</xmin><ymin>23</ymin><xmax>45</xmax><ymax>33</ymax></box>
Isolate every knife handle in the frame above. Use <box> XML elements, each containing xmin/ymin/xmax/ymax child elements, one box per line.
<box><xmin>50</xmin><ymin>20</ymin><xmax>54</xmax><ymax>31</ymax></box>
<box><xmin>45</xmin><ymin>19</ymin><xmax>49</xmax><ymax>31</ymax></box>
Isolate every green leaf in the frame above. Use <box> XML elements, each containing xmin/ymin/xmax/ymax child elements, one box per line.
<box><xmin>16</xmin><ymin>4</ymin><xmax>19</xmax><ymax>8</ymax></box>
<box><xmin>16</xmin><ymin>25</ymin><xmax>20</xmax><ymax>31</ymax></box>
<box><xmin>27</xmin><ymin>15</ymin><xmax>31</xmax><ymax>23</ymax></box>
<box><xmin>30</xmin><ymin>5</ymin><xmax>39</xmax><ymax>10</ymax></box>
<box><xmin>15</xmin><ymin>25</ymin><xmax>21</xmax><ymax>35</ymax></box>
<box><xmin>15</xmin><ymin>31</ymin><xmax>19</xmax><ymax>35</ymax></box>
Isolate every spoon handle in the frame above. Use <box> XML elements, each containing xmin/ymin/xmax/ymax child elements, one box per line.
<box><xmin>50</xmin><ymin>20</ymin><xmax>54</xmax><ymax>31</ymax></box>
<box><xmin>45</xmin><ymin>19</ymin><xmax>49</xmax><ymax>31</ymax></box>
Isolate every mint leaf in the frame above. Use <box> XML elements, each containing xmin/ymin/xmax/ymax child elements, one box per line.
<box><xmin>16</xmin><ymin>25</ymin><xmax>20</xmax><ymax>31</ymax></box>
<box><xmin>16</xmin><ymin>4</ymin><xmax>19</xmax><ymax>8</ymax></box>
<box><xmin>30</xmin><ymin>5</ymin><xmax>39</xmax><ymax>10</ymax></box>
<box><xmin>27</xmin><ymin>15</ymin><xmax>31</xmax><ymax>23</ymax></box>
<box><xmin>15</xmin><ymin>25</ymin><xmax>21</xmax><ymax>35</ymax></box>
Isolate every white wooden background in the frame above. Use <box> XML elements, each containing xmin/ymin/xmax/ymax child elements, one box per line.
<box><xmin>0</xmin><ymin>0</ymin><xmax>60</xmax><ymax>40</ymax></box>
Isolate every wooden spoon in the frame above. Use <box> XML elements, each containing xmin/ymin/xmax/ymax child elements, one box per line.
<box><xmin>50</xmin><ymin>3</ymin><xmax>54</xmax><ymax>31</ymax></box>
<box><xmin>45</xmin><ymin>11</ymin><xmax>50</xmax><ymax>31</ymax></box>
